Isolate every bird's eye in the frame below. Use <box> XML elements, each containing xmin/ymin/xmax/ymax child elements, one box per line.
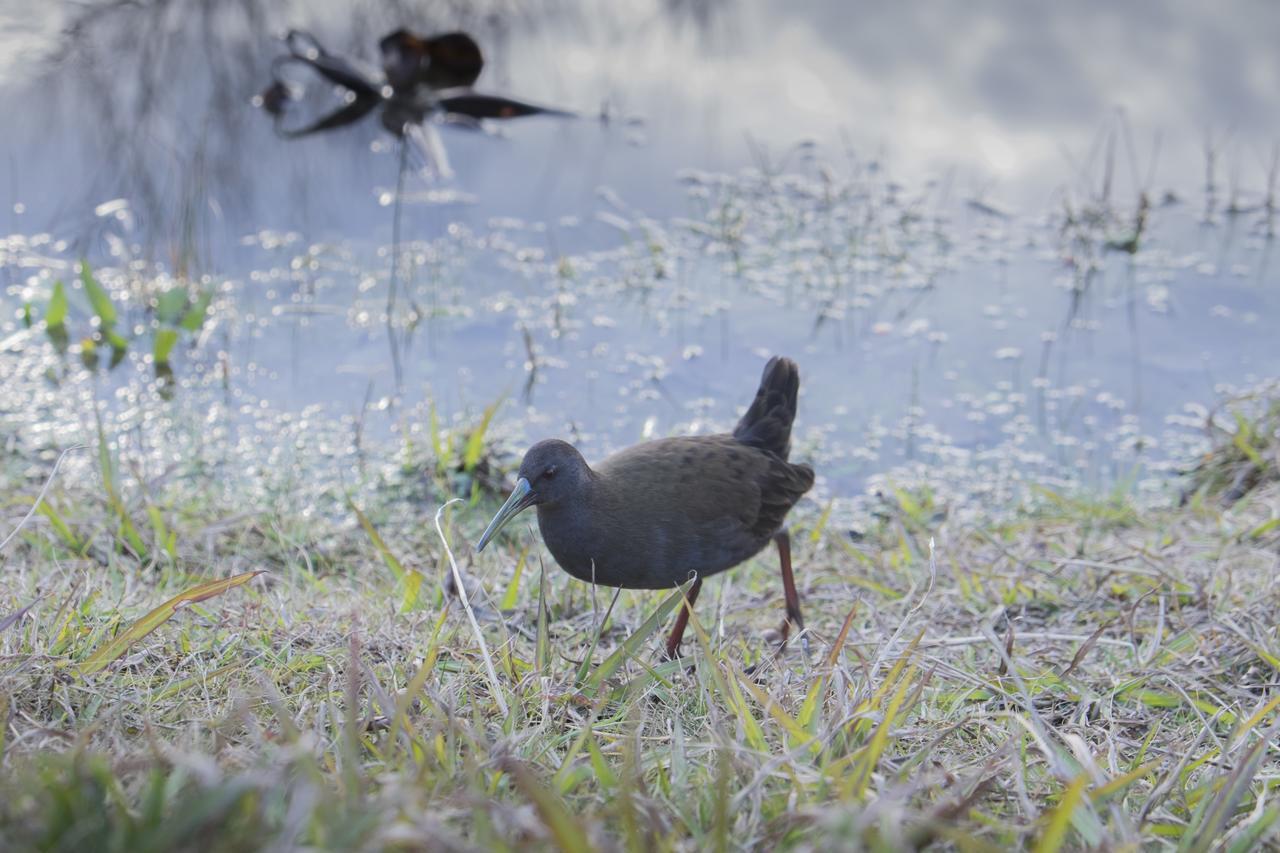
<box><xmin>543</xmin><ymin>466</ymin><xmax>557</xmax><ymax>480</ymax></box>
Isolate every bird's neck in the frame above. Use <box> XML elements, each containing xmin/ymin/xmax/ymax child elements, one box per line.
<box><xmin>535</xmin><ymin>477</ymin><xmax>602</xmax><ymax>582</ymax></box>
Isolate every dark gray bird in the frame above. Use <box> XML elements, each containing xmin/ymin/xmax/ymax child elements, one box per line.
<box><xmin>477</xmin><ymin>357</ymin><xmax>815</xmax><ymax>658</ymax></box>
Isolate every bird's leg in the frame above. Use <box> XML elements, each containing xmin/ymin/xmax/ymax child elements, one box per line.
<box><xmin>663</xmin><ymin>576</ymin><xmax>703</xmax><ymax>660</ymax></box>
<box><xmin>774</xmin><ymin>529</ymin><xmax>807</xmax><ymax>655</ymax></box>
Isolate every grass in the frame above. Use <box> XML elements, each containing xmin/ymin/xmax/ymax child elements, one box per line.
<box><xmin>2</xmin><ymin>407</ymin><xmax>1280</xmax><ymax>851</ymax></box>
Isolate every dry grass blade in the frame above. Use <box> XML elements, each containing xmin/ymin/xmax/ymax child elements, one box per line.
<box><xmin>1059</xmin><ymin>619</ymin><xmax>1113</xmax><ymax>679</ymax></box>
<box><xmin>0</xmin><ymin>444</ymin><xmax>85</xmax><ymax>555</ymax></box>
<box><xmin>0</xmin><ymin>595</ymin><xmax>45</xmax><ymax>633</ymax></box>
<box><xmin>78</xmin><ymin>570</ymin><xmax>264</xmax><ymax>675</ymax></box>
<box><xmin>434</xmin><ymin>500</ymin><xmax>508</xmax><ymax>717</ymax></box>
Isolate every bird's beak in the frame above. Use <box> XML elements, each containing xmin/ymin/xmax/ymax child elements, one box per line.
<box><xmin>476</xmin><ymin>477</ymin><xmax>536</xmax><ymax>552</ymax></box>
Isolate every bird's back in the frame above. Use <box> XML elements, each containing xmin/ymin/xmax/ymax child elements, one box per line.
<box><xmin>535</xmin><ymin>357</ymin><xmax>814</xmax><ymax>589</ymax></box>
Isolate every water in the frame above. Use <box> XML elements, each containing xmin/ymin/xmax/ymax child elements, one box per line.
<box><xmin>1</xmin><ymin>0</ymin><xmax>1278</xmax><ymax>503</ymax></box>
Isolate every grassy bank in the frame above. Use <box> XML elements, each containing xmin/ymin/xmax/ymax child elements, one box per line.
<box><xmin>1</xmin><ymin>406</ymin><xmax>1279</xmax><ymax>851</ymax></box>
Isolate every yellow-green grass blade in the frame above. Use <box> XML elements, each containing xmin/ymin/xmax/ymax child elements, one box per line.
<box><xmin>500</xmin><ymin>543</ymin><xmax>530</xmax><ymax>610</ymax></box>
<box><xmin>348</xmin><ymin>498</ymin><xmax>405</xmax><ymax>581</ymax></box>
<box><xmin>1034</xmin><ymin>773</ymin><xmax>1089</xmax><ymax>853</ymax></box>
<box><xmin>79</xmin><ymin>570</ymin><xmax>263</xmax><ymax>675</ymax></box>
<box><xmin>685</xmin><ymin>606</ymin><xmax>768</xmax><ymax>754</ymax></box>
<box><xmin>463</xmin><ymin>395</ymin><xmax>504</xmax><ymax>473</ymax></box>
<box><xmin>798</xmin><ymin>600</ymin><xmax>858</xmax><ymax>730</ymax></box>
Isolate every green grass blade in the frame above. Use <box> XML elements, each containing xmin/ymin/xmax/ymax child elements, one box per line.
<box><xmin>582</xmin><ymin>579</ymin><xmax>693</xmax><ymax>696</ymax></box>
<box><xmin>574</xmin><ymin>589</ymin><xmax>622</xmax><ymax>686</ymax></box>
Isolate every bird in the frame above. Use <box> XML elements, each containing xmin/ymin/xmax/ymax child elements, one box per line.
<box><xmin>476</xmin><ymin>356</ymin><xmax>815</xmax><ymax>659</ymax></box>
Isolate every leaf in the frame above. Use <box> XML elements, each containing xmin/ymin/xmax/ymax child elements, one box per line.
<box><xmin>798</xmin><ymin>600</ymin><xmax>859</xmax><ymax>730</ymax></box>
<box><xmin>153</xmin><ymin>328</ymin><xmax>179</xmax><ymax>364</ymax></box>
<box><xmin>848</xmin><ymin>661</ymin><xmax>918</xmax><ymax>798</ymax></box>
<box><xmin>79</xmin><ymin>570</ymin><xmax>263</xmax><ymax>675</ymax></box>
<box><xmin>156</xmin><ymin>288</ymin><xmax>190</xmax><ymax>325</ymax></box>
<box><xmin>46</xmin><ymin>281</ymin><xmax>68</xmax><ymax>327</ymax></box>
<box><xmin>179</xmin><ymin>289</ymin><xmax>213</xmax><ymax>331</ymax></box>
<box><xmin>387</xmin><ymin>602</ymin><xmax>451</xmax><ymax>751</ymax></box>
<box><xmin>80</xmin><ymin>261</ymin><xmax>117</xmax><ymax>327</ymax></box>
<box><xmin>104</xmin><ymin>328</ymin><xmax>129</xmax><ymax>353</ymax></box>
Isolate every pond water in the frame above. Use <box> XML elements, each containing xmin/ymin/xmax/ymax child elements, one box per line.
<box><xmin>1</xmin><ymin>0</ymin><xmax>1278</xmax><ymax>504</ymax></box>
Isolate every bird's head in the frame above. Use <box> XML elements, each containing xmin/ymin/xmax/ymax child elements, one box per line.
<box><xmin>476</xmin><ymin>439</ymin><xmax>590</xmax><ymax>551</ymax></box>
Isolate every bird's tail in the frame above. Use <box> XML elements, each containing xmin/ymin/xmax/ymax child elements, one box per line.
<box><xmin>733</xmin><ymin>356</ymin><xmax>801</xmax><ymax>460</ymax></box>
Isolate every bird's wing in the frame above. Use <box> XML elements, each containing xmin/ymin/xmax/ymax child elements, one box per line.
<box><xmin>596</xmin><ymin>436</ymin><xmax>763</xmax><ymax>530</ymax></box>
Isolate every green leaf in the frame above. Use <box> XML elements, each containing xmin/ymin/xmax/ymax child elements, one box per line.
<box><xmin>46</xmin><ymin>281</ymin><xmax>68</xmax><ymax>327</ymax></box>
<box><xmin>80</xmin><ymin>261</ymin><xmax>117</xmax><ymax>327</ymax></box>
<box><xmin>21</xmin><ymin>302</ymin><xmax>32</xmax><ymax>328</ymax></box>
<box><xmin>79</xmin><ymin>571</ymin><xmax>263</xmax><ymax>675</ymax></box>
<box><xmin>179</xmin><ymin>289</ymin><xmax>212</xmax><ymax>331</ymax></box>
<box><xmin>153</xmin><ymin>328</ymin><xmax>179</xmax><ymax>364</ymax></box>
<box><xmin>156</xmin><ymin>287</ymin><xmax>190</xmax><ymax>325</ymax></box>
